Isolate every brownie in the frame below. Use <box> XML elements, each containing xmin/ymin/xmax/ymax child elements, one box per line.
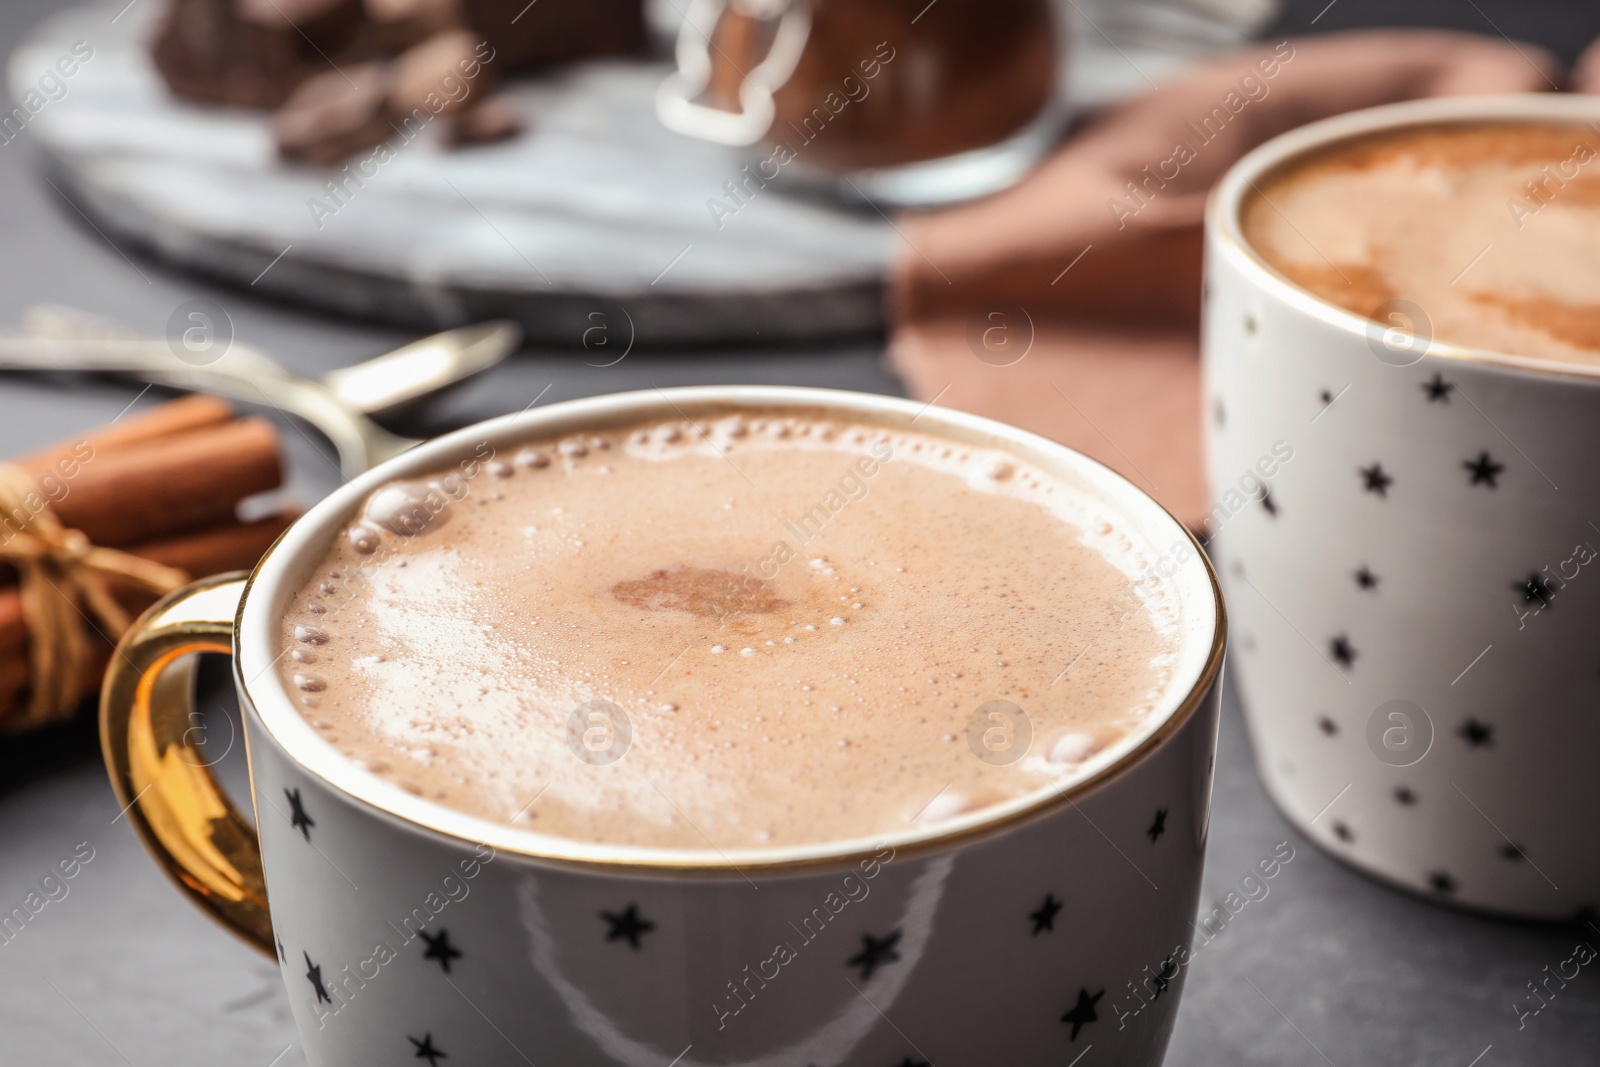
<box><xmin>151</xmin><ymin>0</ymin><xmax>367</xmax><ymax>108</ymax></box>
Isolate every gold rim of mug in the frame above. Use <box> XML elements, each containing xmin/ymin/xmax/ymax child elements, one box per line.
<box><xmin>1209</xmin><ymin>92</ymin><xmax>1600</xmax><ymax>381</ymax></box>
<box><xmin>235</xmin><ymin>386</ymin><xmax>1226</xmax><ymax>875</ymax></box>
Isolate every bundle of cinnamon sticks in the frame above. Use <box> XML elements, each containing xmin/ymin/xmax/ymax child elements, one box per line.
<box><xmin>0</xmin><ymin>395</ymin><xmax>297</xmax><ymax>733</ymax></box>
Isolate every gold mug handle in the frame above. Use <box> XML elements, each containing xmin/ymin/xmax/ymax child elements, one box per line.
<box><xmin>99</xmin><ymin>572</ymin><xmax>274</xmax><ymax>957</ymax></box>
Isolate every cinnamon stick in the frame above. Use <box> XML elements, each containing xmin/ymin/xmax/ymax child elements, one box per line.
<box><xmin>0</xmin><ymin>508</ymin><xmax>300</xmax><ymax>721</ymax></box>
<box><xmin>0</xmin><ymin>656</ymin><xmax>25</xmax><ymax>705</ymax></box>
<box><xmin>0</xmin><ymin>642</ymin><xmax>113</xmax><ymax>735</ymax></box>
<box><xmin>0</xmin><ymin>508</ymin><xmax>299</xmax><ymax>659</ymax></box>
<box><xmin>3</xmin><ymin>416</ymin><xmax>284</xmax><ymax>548</ymax></box>
<box><xmin>14</xmin><ymin>394</ymin><xmax>234</xmax><ymax>473</ymax></box>
<box><xmin>136</xmin><ymin>507</ymin><xmax>299</xmax><ymax>575</ymax></box>
<box><xmin>0</xmin><ymin>396</ymin><xmax>296</xmax><ymax>730</ymax></box>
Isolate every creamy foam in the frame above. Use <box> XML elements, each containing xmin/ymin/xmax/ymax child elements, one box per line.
<box><xmin>278</xmin><ymin>411</ymin><xmax>1183</xmax><ymax>849</ymax></box>
<box><xmin>1243</xmin><ymin>122</ymin><xmax>1600</xmax><ymax>363</ymax></box>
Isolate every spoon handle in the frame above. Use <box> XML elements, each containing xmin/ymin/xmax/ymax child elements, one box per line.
<box><xmin>320</xmin><ymin>320</ymin><xmax>520</xmax><ymax>417</ymax></box>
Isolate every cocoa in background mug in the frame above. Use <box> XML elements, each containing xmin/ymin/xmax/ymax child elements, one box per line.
<box><xmin>1204</xmin><ymin>94</ymin><xmax>1600</xmax><ymax>920</ymax></box>
<box><xmin>656</xmin><ymin>0</ymin><xmax>1064</xmax><ymax>205</ymax></box>
<box><xmin>101</xmin><ymin>387</ymin><xmax>1223</xmax><ymax>1066</ymax></box>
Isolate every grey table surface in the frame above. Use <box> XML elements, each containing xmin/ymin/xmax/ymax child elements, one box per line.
<box><xmin>10</xmin><ymin>2</ymin><xmax>897</xmax><ymax>347</ymax></box>
<box><xmin>1</xmin><ymin>2</ymin><xmax>1597</xmax><ymax>1065</ymax></box>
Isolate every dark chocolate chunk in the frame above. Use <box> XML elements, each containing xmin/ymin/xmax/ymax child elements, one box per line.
<box><xmin>275</xmin><ymin>63</ymin><xmax>393</xmax><ymax>164</ymax></box>
<box><xmin>444</xmin><ymin>94</ymin><xmax>523</xmax><ymax>146</ymax></box>
<box><xmin>152</xmin><ymin>0</ymin><xmax>366</xmax><ymax>108</ymax></box>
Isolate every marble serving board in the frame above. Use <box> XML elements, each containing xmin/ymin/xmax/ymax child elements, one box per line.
<box><xmin>7</xmin><ymin>3</ymin><xmax>896</xmax><ymax>345</ymax></box>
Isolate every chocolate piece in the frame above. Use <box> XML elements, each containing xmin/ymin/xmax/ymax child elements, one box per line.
<box><xmin>388</xmin><ymin>28</ymin><xmax>492</xmax><ymax>119</ymax></box>
<box><xmin>458</xmin><ymin>0</ymin><xmax>644</xmax><ymax>71</ymax></box>
<box><xmin>444</xmin><ymin>94</ymin><xmax>522</xmax><ymax>146</ymax></box>
<box><xmin>151</xmin><ymin>0</ymin><xmax>647</xmax><ymax>162</ymax></box>
<box><xmin>364</xmin><ymin>0</ymin><xmax>463</xmax><ymax>51</ymax></box>
<box><xmin>275</xmin><ymin>64</ymin><xmax>394</xmax><ymax>164</ymax></box>
<box><xmin>236</xmin><ymin>0</ymin><xmax>353</xmax><ymax>21</ymax></box>
<box><xmin>151</xmin><ymin>0</ymin><xmax>367</xmax><ymax>108</ymax></box>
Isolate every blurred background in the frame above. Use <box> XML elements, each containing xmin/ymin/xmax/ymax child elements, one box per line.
<box><xmin>0</xmin><ymin>0</ymin><xmax>1597</xmax><ymax>1063</ymax></box>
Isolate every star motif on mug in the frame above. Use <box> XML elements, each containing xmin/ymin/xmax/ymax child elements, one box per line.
<box><xmin>1360</xmin><ymin>463</ymin><xmax>1393</xmax><ymax>497</ymax></box>
<box><xmin>1500</xmin><ymin>842</ymin><xmax>1527</xmax><ymax>862</ymax></box>
<box><xmin>1030</xmin><ymin>893</ymin><xmax>1063</xmax><ymax>936</ymax></box>
<box><xmin>1422</xmin><ymin>372</ymin><xmax>1454</xmax><ymax>402</ymax></box>
<box><xmin>1428</xmin><ymin>871</ymin><xmax>1457</xmax><ymax>895</ymax></box>
<box><xmin>304</xmin><ymin>951</ymin><xmax>331</xmax><ymax>1004</ymax></box>
<box><xmin>846</xmin><ymin>930</ymin><xmax>902</xmax><ymax>980</ymax></box>
<box><xmin>409</xmin><ymin>1033</ymin><xmax>447</xmax><ymax>1065</ymax></box>
<box><xmin>1330</xmin><ymin>634</ymin><xmax>1357</xmax><ymax>669</ymax></box>
<box><xmin>1152</xmin><ymin>955</ymin><xmax>1178</xmax><ymax>999</ymax></box>
<box><xmin>600</xmin><ymin>904</ymin><xmax>655</xmax><ymax>951</ymax></box>
<box><xmin>1354</xmin><ymin>565</ymin><xmax>1379</xmax><ymax>591</ymax></box>
<box><xmin>1260</xmin><ymin>489</ymin><xmax>1278</xmax><ymax>517</ymax></box>
<box><xmin>1147</xmin><ymin>808</ymin><xmax>1168</xmax><ymax>843</ymax></box>
<box><xmin>1332</xmin><ymin>821</ymin><xmax>1353</xmax><ymax>843</ymax></box>
<box><xmin>1515</xmin><ymin>573</ymin><xmax>1555</xmax><ymax>608</ymax></box>
<box><xmin>1060</xmin><ymin>987</ymin><xmax>1103</xmax><ymax>1040</ymax></box>
<box><xmin>1463</xmin><ymin>451</ymin><xmax>1504</xmax><ymax>488</ymax></box>
<box><xmin>1317</xmin><ymin>715</ymin><xmax>1338</xmax><ymax>737</ymax></box>
<box><xmin>1394</xmin><ymin>786</ymin><xmax>1417</xmax><ymax>806</ymax></box>
<box><xmin>419</xmin><ymin>929</ymin><xmax>462</xmax><ymax>973</ymax></box>
<box><xmin>1458</xmin><ymin>718</ymin><xmax>1494</xmax><ymax>748</ymax></box>
<box><xmin>285</xmin><ymin>787</ymin><xmax>314</xmax><ymax>842</ymax></box>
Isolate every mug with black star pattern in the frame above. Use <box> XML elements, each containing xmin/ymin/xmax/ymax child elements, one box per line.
<box><xmin>1205</xmin><ymin>94</ymin><xmax>1600</xmax><ymax>919</ymax></box>
<box><xmin>100</xmin><ymin>387</ymin><xmax>1223</xmax><ymax>1065</ymax></box>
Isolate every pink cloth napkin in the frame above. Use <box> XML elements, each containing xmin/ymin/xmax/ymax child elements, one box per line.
<box><xmin>889</xmin><ymin>30</ymin><xmax>1573</xmax><ymax>526</ymax></box>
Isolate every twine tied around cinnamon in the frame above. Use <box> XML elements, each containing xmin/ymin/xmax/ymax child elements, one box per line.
<box><xmin>0</xmin><ymin>465</ymin><xmax>189</xmax><ymax>732</ymax></box>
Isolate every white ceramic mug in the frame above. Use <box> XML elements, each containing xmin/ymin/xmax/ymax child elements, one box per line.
<box><xmin>1204</xmin><ymin>94</ymin><xmax>1600</xmax><ymax>920</ymax></box>
<box><xmin>101</xmin><ymin>386</ymin><xmax>1223</xmax><ymax>1065</ymax></box>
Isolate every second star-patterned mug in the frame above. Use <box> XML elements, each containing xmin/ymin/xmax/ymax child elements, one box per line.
<box><xmin>1204</xmin><ymin>94</ymin><xmax>1600</xmax><ymax>920</ymax></box>
<box><xmin>100</xmin><ymin>386</ymin><xmax>1223</xmax><ymax>1066</ymax></box>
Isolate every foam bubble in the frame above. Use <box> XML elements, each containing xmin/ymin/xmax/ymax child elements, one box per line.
<box><xmin>1047</xmin><ymin>732</ymin><xmax>1097</xmax><ymax>764</ymax></box>
<box><xmin>363</xmin><ymin>481</ymin><xmax>450</xmax><ymax>536</ymax></box>
<box><xmin>515</xmin><ymin>448</ymin><xmax>550</xmax><ymax>469</ymax></box>
<box><xmin>348</xmin><ymin>526</ymin><xmax>380</xmax><ymax>554</ymax></box>
<box><xmin>915</xmin><ymin>789</ymin><xmax>976</xmax><ymax>825</ymax></box>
